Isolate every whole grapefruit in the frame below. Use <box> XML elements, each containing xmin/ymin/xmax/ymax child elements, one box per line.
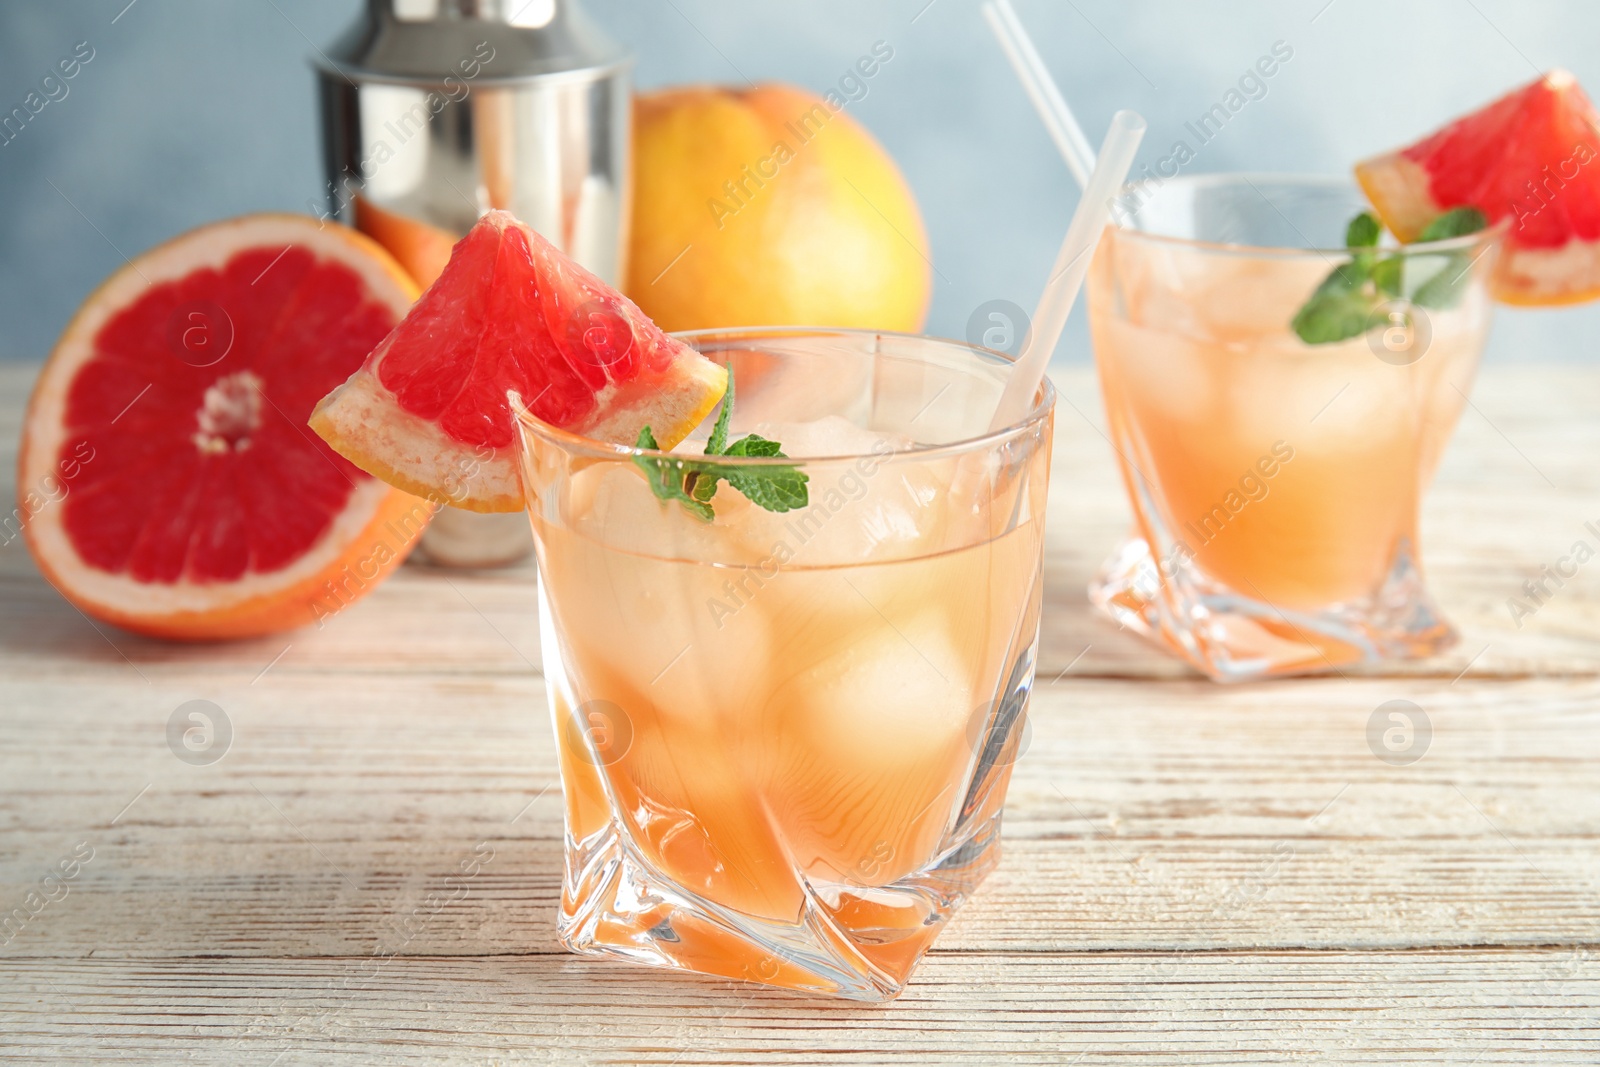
<box><xmin>626</xmin><ymin>84</ymin><xmax>932</xmax><ymax>333</ymax></box>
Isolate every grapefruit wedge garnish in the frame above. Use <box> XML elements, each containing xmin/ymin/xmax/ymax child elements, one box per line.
<box><xmin>1356</xmin><ymin>69</ymin><xmax>1600</xmax><ymax>305</ymax></box>
<box><xmin>310</xmin><ymin>210</ymin><xmax>728</xmax><ymax>513</ymax></box>
<box><xmin>18</xmin><ymin>214</ymin><xmax>430</xmax><ymax>640</ymax></box>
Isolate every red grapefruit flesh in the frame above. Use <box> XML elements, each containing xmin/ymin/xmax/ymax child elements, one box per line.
<box><xmin>1356</xmin><ymin>69</ymin><xmax>1600</xmax><ymax>305</ymax></box>
<box><xmin>310</xmin><ymin>210</ymin><xmax>728</xmax><ymax>513</ymax></box>
<box><xmin>18</xmin><ymin>214</ymin><xmax>430</xmax><ymax>641</ymax></box>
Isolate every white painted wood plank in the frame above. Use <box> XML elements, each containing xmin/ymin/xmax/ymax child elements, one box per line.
<box><xmin>3</xmin><ymin>951</ymin><xmax>1597</xmax><ymax>1064</ymax></box>
<box><xmin>4</xmin><ymin>363</ymin><xmax>1599</xmax><ymax>1062</ymax></box>
<box><xmin>2</xmin><ymin>674</ymin><xmax>1595</xmax><ymax>959</ymax></box>
<box><xmin>4</xmin><ymin>363</ymin><xmax>1600</xmax><ymax>683</ymax></box>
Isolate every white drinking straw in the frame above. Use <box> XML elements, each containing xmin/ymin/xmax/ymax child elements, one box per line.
<box><xmin>981</xmin><ymin>0</ymin><xmax>1098</xmax><ymax>189</ymax></box>
<box><xmin>988</xmin><ymin>109</ymin><xmax>1146</xmax><ymax>432</ymax></box>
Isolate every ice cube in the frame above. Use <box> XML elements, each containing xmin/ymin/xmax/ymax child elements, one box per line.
<box><xmin>568</xmin><ymin>460</ymin><xmax>761</xmax><ymax>565</ymax></box>
<box><xmin>751</xmin><ymin>415</ymin><xmax>904</xmax><ymax>459</ymax></box>
<box><xmin>758</xmin><ymin>611</ymin><xmax>977</xmax><ymax>885</ymax></box>
<box><xmin>555</xmin><ymin>464</ymin><xmax>775</xmax><ymax>726</ymax></box>
<box><xmin>723</xmin><ymin>417</ymin><xmax>953</xmax><ymax>566</ymax></box>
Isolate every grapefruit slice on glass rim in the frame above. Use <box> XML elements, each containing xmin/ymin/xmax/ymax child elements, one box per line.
<box><xmin>18</xmin><ymin>214</ymin><xmax>429</xmax><ymax>641</ymax></box>
<box><xmin>1356</xmin><ymin>68</ymin><xmax>1600</xmax><ymax>305</ymax></box>
<box><xmin>310</xmin><ymin>210</ymin><xmax>728</xmax><ymax>513</ymax></box>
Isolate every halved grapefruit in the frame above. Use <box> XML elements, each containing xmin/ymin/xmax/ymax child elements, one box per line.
<box><xmin>19</xmin><ymin>214</ymin><xmax>431</xmax><ymax>641</ymax></box>
<box><xmin>310</xmin><ymin>210</ymin><xmax>727</xmax><ymax>513</ymax></box>
<box><xmin>1356</xmin><ymin>69</ymin><xmax>1600</xmax><ymax>305</ymax></box>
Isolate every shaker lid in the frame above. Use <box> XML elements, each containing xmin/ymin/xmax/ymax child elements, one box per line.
<box><xmin>321</xmin><ymin>0</ymin><xmax>629</xmax><ymax>85</ymax></box>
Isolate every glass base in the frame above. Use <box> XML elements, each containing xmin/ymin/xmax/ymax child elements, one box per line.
<box><xmin>556</xmin><ymin>812</ymin><xmax>1004</xmax><ymax>1002</ymax></box>
<box><xmin>548</xmin><ymin>629</ymin><xmax>1040</xmax><ymax>1001</ymax></box>
<box><xmin>1089</xmin><ymin>535</ymin><xmax>1457</xmax><ymax>681</ymax></box>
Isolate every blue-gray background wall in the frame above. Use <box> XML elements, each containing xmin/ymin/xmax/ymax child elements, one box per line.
<box><xmin>2</xmin><ymin>0</ymin><xmax>1595</xmax><ymax>362</ymax></box>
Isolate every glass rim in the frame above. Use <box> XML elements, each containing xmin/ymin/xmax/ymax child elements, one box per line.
<box><xmin>513</xmin><ymin>326</ymin><xmax>1057</xmax><ymax>466</ymax></box>
<box><xmin>1111</xmin><ymin>171</ymin><xmax>1510</xmax><ymax>258</ymax></box>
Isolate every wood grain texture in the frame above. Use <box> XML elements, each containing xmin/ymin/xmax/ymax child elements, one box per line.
<box><xmin>6</xmin><ymin>363</ymin><xmax>1600</xmax><ymax>684</ymax></box>
<box><xmin>2</xmin><ymin>674</ymin><xmax>1598</xmax><ymax>961</ymax></box>
<box><xmin>2</xmin><ymin>361</ymin><xmax>1598</xmax><ymax>1063</ymax></box>
<box><xmin>5</xmin><ymin>952</ymin><xmax>1598</xmax><ymax>1065</ymax></box>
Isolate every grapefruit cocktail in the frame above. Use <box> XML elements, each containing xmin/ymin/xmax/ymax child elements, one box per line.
<box><xmin>309</xmin><ymin>213</ymin><xmax>1055</xmax><ymax>999</ymax></box>
<box><xmin>1083</xmin><ymin>68</ymin><xmax>1600</xmax><ymax>680</ymax></box>
<box><xmin>518</xmin><ymin>329</ymin><xmax>1052</xmax><ymax>1000</ymax></box>
<box><xmin>1087</xmin><ymin>175</ymin><xmax>1499</xmax><ymax>679</ymax></box>
<box><xmin>1088</xmin><ymin>70</ymin><xmax>1600</xmax><ymax>681</ymax></box>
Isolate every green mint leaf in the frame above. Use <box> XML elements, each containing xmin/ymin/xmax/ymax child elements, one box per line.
<box><xmin>1291</xmin><ymin>287</ymin><xmax>1379</xmax><ymax>344</ymax></box>
<box><xmin>1292</xmin><ymin>211</ymin><xmax>1393</xmax><ymax>344</ymax></box>
<box><xmin>1372</xmin><ymin>254</ymin><xmax>1404</xmax><ymax>298</ymax></box>
<box><xmin>727</xmin><ymin>466</ymin><xmax>810</xmax><ymax>513</ymax></box>
<box><xmin>724</xmin><ymin>433</ymin><xmax>784</xmax><ymax>458</ymax></box>
<box><xmin>633</xmin><ymin>425</ymin><xmax>714</xmax><ymax>521</ymax></box>
<box><xmin>1346</xmin><ymin>211</ymin><xmax>1382</xmax><ymax>248</ymax></box>
<box><xmin>1293</xmin><ymin>250</ymin><xmax>1379</xmax><ymax>344</ymax></box>
<box><xmin>725</xmin><ymin>433</ymin><xmax>810</xmax><ymax>512</ymax></box>
<box><xmin>634</xmin><ymin>425</ymin><xmax>665</xmax><ymax>490</ymax></box>
<box><xmin>1411</xmin><ymin>253</ymin><xmax>1473</xmax><ymax>309</ymax></box>
<box><xmin>1310</xmin><ymin>258</ymin><xmax>1370</xmax><ymax>299</ymax></box>
<box><xmin>705</xmin><ymin>365</ymin><xmax>734</xmax><ymax>456</ymax></box>
<box><xmin>686</xmin><ymin>366</ymin><xmax>737</xmax><ymax>505</ymax></box>
<box><xmin>687</xmin><ymin>467</ymin><xmax>722</xmax><ymax>503</ymax></box>
<box><xmin>632</xmin><ymin>375</ymin><xmax>810</xmax><ymax>519</ymax></box>
<box><xmin>1408</xmin><ymin>209</ymin><xmax>1487</xmax><ymax>310</ymax></box>
<box><xmin>1417</xmin><ymin>206</ymin><xmax>1488</xmax><ymax>242</ymax></box>
<box><xmin>1291</xmin><ymin>207</ymin><xmax>1488</xmax><ymax>343</ymax></box>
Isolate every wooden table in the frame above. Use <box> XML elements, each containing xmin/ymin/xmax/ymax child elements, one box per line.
<box><xmin>2</xmin><ymin>361</ymin><xmax>1597</xmax><ymax>1064</ymax></box>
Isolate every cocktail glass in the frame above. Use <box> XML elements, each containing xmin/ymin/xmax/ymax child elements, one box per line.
<box><xmin>1087</xmin><ymin>174</ymin><xmax>1501</xmax><ymax>681</ymax></box>
<box><xmin>516</xmin><ymin>327</ymin><xmax>1055</xmax><ymax>1000</ymax></box>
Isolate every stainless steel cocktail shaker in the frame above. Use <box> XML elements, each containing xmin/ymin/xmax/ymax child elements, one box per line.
<box><xmin>316</xmin><ymin>0</ymin><xmax>631</xmax><ymax>567</ymax></box>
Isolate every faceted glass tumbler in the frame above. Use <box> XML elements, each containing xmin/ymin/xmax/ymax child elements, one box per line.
<box><xmin>516</xmin><ymin>328</ymin><xmax>1054</xmax><ymax>1000</ymax></box>
<box><xmin>1086</xmin><ymin>174</ymin><xmax>1500</xmax><ymax>680</ymax></box>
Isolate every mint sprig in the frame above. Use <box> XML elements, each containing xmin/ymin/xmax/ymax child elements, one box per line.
<box><xmin>1418</xmin><ymin>207</ymin><xmax>1488</xmax><ymax>242</ymax></box>
<box><xmin>632</xmin><ymin>367</ymin><xmax>809</xmax><ymax>521</ymax></box>
<box><xmin>1345</xmin><ymin>210</ymin><xmax>1383</xmax><ymax>249</ymax></box>
<box><xmin>1411</xmin><ymin>207</ymin><xmax>1490</xmax><ymax>309</ymax></box>
<box><xmin>633</xmin><ymin>426</ymin><xmax>715</xmax><ymax>521</ymax></box>
<box><xmin>1290</xmin><ymin>207</ymin><xmax>1488</xmax><ymax>345</ymax></box>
